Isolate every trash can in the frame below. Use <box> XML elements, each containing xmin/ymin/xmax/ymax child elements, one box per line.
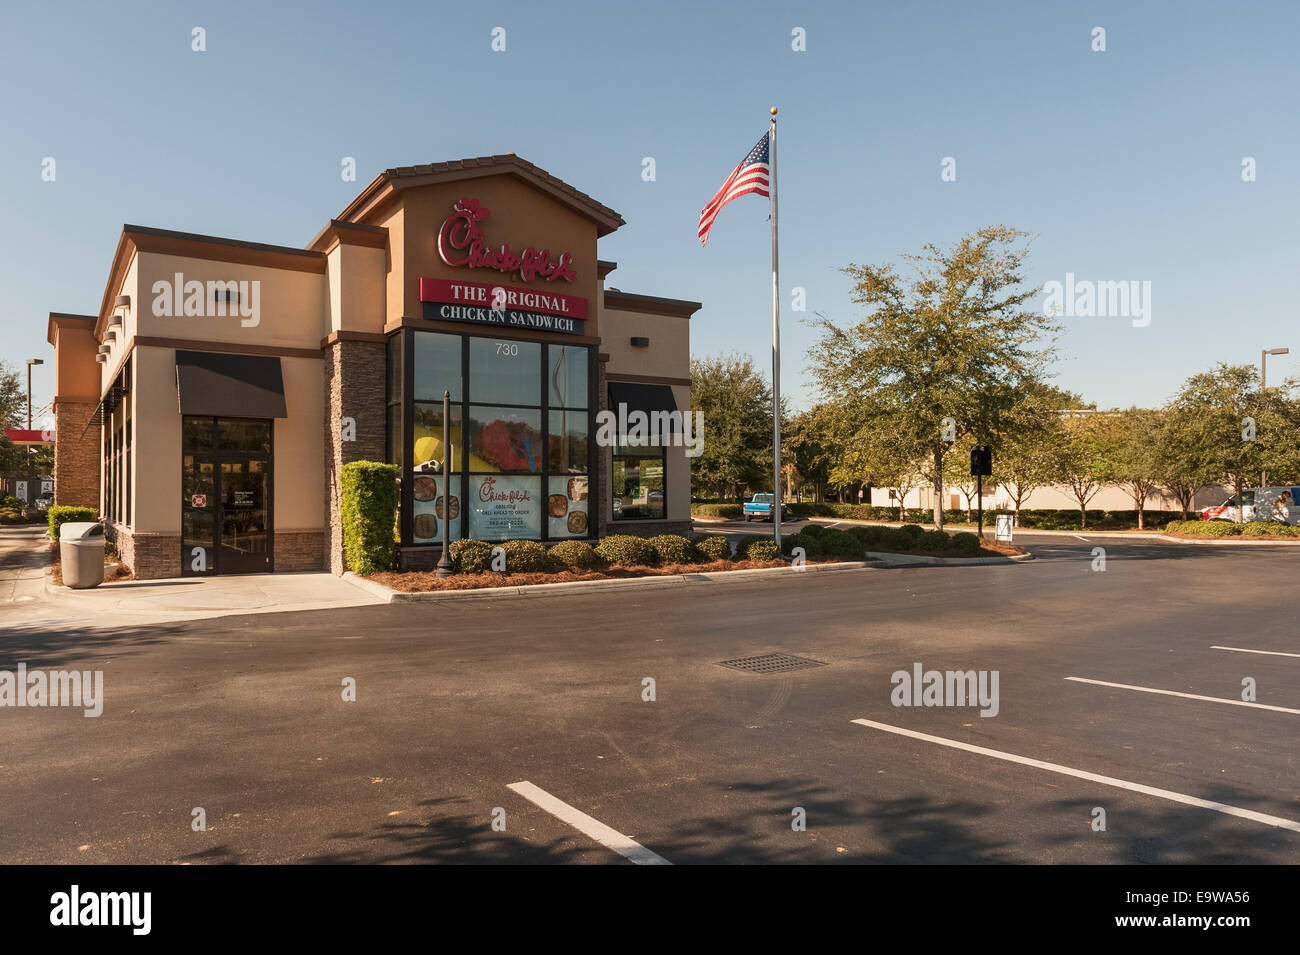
<box><xmin>59</xmin><ymin>522</ymin><xmax>106</xmax><ymax>589</ymax></box>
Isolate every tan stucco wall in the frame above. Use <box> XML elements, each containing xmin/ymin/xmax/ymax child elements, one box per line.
<box><xmin>601</xmin><ymin>306</ymin><xmax>690</xmax><ymax>381</ymax></box>
<box><xmin>274</xmin><ymin>356</ymin><xmax>325</xmax><ymax>532</ymax></box>
<box><xmin>132</xmin><ymin>252</ymin><xmax>328</xmax><ymax>350</ymax></box>
<box><xmin>379</xmin><ymin>175</ymin><xmax>599</xmax><ymax>336</ymax></box>
<box><xmin>98</xmin><ymin>255</ymin><xmax>139</xmax><ymax>395</ymax></box>
<box><xmin>131</xmin><ymin>345</ymin><xmax>182</xmax><ymax>533</ymax></box>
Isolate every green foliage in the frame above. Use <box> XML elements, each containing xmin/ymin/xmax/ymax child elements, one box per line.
<box><xmin>1239</xmin><ymin>521</ymin><xmax>1279</xmax><ymax>537</ymax></box>
<box><xmin>595</xmin><ymin>534</ymin><xmax>656</xmax><ymax>566</ymax></box>
<box><xmin>737</xmin><ymin>537</ymin><xmax>781</xmax><ymax>561</ymax></box>
<box><xmin>919</xmin><ymin>529</ymin><xmax>952</xmax><ymax>550</ymax></box>
<box><xmin>691</xmin><ymin>503</ymin><xmax>743</xmax><ymax>518</ymax></box>
<box><xmin>500</xmin><ymin>539</ymin><xmax>557</xmax><ymax>574</ymax></box>
<box><xmin>646</xmin><ymin>534</ymin><xmax>697</xmax><ymax>565</ymax></box>
<box><xmin>797</xmin><ymin>523</ymin><xmax>826</xmax><ymax>539</ymax></box>
<box><xmin>1198</xmin><ymin>521</ymin><xmax>1243</xmax><ymax>537</ymax></box>
<box><xmin>1</xmin><ymin>495</ymin><xmax>24</xmax><ymax>510</ymax></box>
<box><xmin>48</xmin><ymin>505</ymin><xmax>97</xmax><ymax>541</ymax></box>
<box><xmin>950</xmin><ymin>532</ymin><xmax>982</xmax><ymax>554</ymax></box>
<box><xmin>847</xmin><ymin>524</ymin><xmax>884</xmax><ymax>547</ymax></box>
<box><xmin>782</xmin><ymin>532</ymin><xmax>822</xmax><ymax>558</ymax></box>
<box><xmin>899</xmin><ymin>523</ymin><xmax>925</xmax><ymax>541</ymax></box>
<box><xmin>816</xmin><ymin>528</ymin><xmax>863</xmax><ymax>557</ymax></box>
<box><xmin>689</xmin><ymin>353</ymin><xmax>776</xmax><ymax>502</ymax></box>
<box><xmin>449</xmin><ymin>539</ymin><xmax>495</xmax><ymax>573</ymax></box>
<box><xmin>691</xmin><ymin>534</ymin><xmax>733</xmax><ymax>561</ymax></box>
<box><xmin>880</xmin><ymin>528</ymin><xmax>917</xmax><ymax>551</ymax></box>
<box><xmin>340</xmin><ymin>461</ymin><xmax>399</xmax><ymax>574</ymax></box>
<box><xmin>548</xmin><ymin>539</ymin><xmax>602</xmax><ymax>570</ymax></box>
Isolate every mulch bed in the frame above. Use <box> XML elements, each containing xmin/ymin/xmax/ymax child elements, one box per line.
<box><xmin>369</xmin><ymin>556</ymin><xmax>871</xmax><ymax>593</ymax></box>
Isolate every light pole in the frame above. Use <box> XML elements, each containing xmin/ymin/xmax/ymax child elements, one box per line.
<box><xmin>25</xmin><ymin>358</ymin><xmax>43</xmax><ymax>429</ymax></box>
<box><xmin>1261</xmin><ymin>347</ymin><xmax>1288</xmax><ymax>487</ymax></box>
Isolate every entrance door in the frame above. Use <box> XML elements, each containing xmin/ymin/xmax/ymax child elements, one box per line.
<box><xmin>182</xmin><ymin>417</ymin><xmax>273</xmax><ymax>576</ymax></box>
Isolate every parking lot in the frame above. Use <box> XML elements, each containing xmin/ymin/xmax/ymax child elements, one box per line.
<box><xmin>1</xmin><ymin>530</ymin><xmax>1298</xmax><ymax>864</ymax></box>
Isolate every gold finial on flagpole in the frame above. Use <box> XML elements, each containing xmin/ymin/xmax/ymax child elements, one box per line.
<box><xmin>770</xmin><ymin>106</ymin><xmax>778</xmax><ymax>116</ymax></box>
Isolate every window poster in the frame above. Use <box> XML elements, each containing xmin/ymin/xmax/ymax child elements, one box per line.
<box><xmin>411</xmin><ymin>471</ymin><xmax>461</xmax><ymax>543</ymax></box>
<box><xmin>469</xmin><ymin>475</ymin><xmax>541</xmax><ymax>540</ymax></box>
<box><xmin>548</xmin><ymin>476</ymin><xmax>589</xmax><ymax>537</ymax></box>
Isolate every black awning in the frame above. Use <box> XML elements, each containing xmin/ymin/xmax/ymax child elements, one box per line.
<box><xmin>175</xmin><ymin>351</ymin><xmax>287</xmax><ymax>418</ymax></box>
<box><xmin>607</xmin><ymin>381</ymin><xmax>681</xmax><ymax>432</ymax></box>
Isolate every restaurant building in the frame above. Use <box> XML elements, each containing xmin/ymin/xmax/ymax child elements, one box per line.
<box><xmin>47</xmin><ymin>155</ymin><xmax>698</xmax><ymax>579</ymax></box>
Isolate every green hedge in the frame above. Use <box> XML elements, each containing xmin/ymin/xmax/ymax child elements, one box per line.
<box><xmin>782</xmin><ymin>531</ymin><xmax>822</xmax><ymax>558</ymax></box>
<box><xmin>817</xmin><ymin>528</ymin><xmax>863</xmax><ymax>558</ymax></box>
<box><xmin>549</xmin><ymin>539</ymin><xmax>602</xmax><ymax>570</ymax></box>
<box><xmin>647</xmin><ymin>534</ymin><xmax>697</xmax><ymax>565</ymax></box>
<box><xmin>692</xmin><ymin>503</ymin><xmax>743</xmax><ymax>518</ymax></box>
<box><xmin>449</xmin><ymin>539</ymin><xmax>496</xmax><ymax>573</ymax></box>
<box><xmin>950</xmin><ymin>532</ymin><xmax>982</xmax><ymax>554</ymax></box>
<box><xmin>595</xmin><ymin>534</ymin><xmax>656</xmax><ymax>566</ymax></box>
<box><xmin>1166</xmin><ymin>519</ymin><xmax>1300</xmax><ymax>538</ymax></box>
<box><xmin>48</xmin><ymin>505</ymin><xmax>98</xmax><ymax>542</ymax></box>
<box><xmin>691</xmin><ymin>535</ymin><xmax>732</xmax><ymax>561</ymax></box>
<box><xmin>737</xmin><ymin>537</ymin><xmax>781</xmax><ymax>561</ymax></box>
<box><xmin>500</xmin><ymin>539</ymin><xmax>557</xmax><ymax>573</ymax></box>
<box><xmin>1</xmin><ymin>495</ymin><xmax>25</xmax><ymax>510</ymax></box>
<box><xmin>340</xmin><ymin>461</ymin><xmax>399</xmax><ymax>574</ymax></box>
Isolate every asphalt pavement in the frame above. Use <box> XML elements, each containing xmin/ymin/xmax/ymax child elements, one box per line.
<box><xmin>1</xmin><ymin>528</ymin><xmax>1298</xmax><ymax>864</ymax></box>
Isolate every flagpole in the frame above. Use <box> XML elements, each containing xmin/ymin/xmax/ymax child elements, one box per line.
<box><xmin>769</xmin><ymin>106</ymin><xmax>781</xmax><ymax>550</ymax></box>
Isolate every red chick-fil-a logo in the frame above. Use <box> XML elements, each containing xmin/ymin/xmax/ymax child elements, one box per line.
<box><xmin>478</xmin><ymin>476</ymin><xmax>534</xmax><ymax>505</ymax></box>
<box><xmin>438</xmin><ymin>198</ymin><xmax>578</xmax><ymax>283</ymax></box>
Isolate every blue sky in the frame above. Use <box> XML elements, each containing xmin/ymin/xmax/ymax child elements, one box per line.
<box><xmin>3</xmin><ymin>0</ymin><xmax>1298</xmax><ymax>430</ymax></box>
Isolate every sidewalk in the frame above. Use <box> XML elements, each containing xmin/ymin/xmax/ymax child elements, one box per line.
<box><xmin>0</xmin><ymin>525</ymin><xmax>385</xmax><ymax>629</ymax></box>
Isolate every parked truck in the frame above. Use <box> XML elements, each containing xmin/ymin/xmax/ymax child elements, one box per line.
<box><xmin>743</xmin><ymin>492</ymin><xmax>776</xmax><ymax>522</ymax></box>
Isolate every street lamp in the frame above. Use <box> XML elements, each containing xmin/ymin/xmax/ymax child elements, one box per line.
<box><xmin>1260</xmin><ymin>347</ymin><xmax>1288</xmax><ymax>487</ymax></box>
<box><xmin>25</xmin><ymin>359</ymin><xmax>43</xmax><ymax>430</ymax></box>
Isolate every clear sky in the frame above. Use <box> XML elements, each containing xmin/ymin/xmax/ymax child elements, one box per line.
<box><xmin>3</xmin><ymin>0</ymin><xmax>1298</xmax><ymax>431</ymax></box>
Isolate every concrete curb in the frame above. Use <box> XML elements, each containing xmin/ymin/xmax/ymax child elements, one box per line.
<box><xmin>1161</xmin><ymin>534</ymin><xmax>1300</xmax><ymax>546</ymax></box>
<box><xmin>863</xmin><ymin>550</ymin><xmax>1035</xmax><ymax>568</ymax></box>
<box><xmin>351</xmin><ymin>558</ymin><xmax>885</xmax><ymax>603</ymax></box>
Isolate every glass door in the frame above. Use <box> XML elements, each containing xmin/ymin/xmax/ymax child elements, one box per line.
<box><xmin>181</xmin><ymin>416</ymin><xmax>273</xmax><ymax>576</ymax></box>
<box><xmin>182</xmin><ymin>450</ymin><xmax>217</xmax><ymax>576</ymax></box>
<box><xmin>218</xmin><ymin>458</ymin><xmax>270</xmax><ymax>574</ymax></box>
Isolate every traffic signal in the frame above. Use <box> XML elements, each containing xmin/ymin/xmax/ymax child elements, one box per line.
<box><xmin>970</xmin><ymin>445</ymin><xmax>992</xmax><ymax>477</ymax></box>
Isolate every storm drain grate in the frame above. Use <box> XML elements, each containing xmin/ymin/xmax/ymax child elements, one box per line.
<box><xmin>717</xmin><ymin>652</ymin><xmax>827</xmax><ymax>675</ymax></box>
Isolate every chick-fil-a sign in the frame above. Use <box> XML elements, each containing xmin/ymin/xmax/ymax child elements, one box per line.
<box><xmin>438</xmin><ymin>197</ymin><xmax>577</xmax><ymax>283</ymax></box>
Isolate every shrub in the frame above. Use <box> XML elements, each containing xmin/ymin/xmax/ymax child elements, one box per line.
<box><xmin>919</xmin><ymin>529</ymin><xmax>952</xmax><ymax>551</ymax></box>
<box><xmin>1199</xmin><ymin>521</ymin><xmax>1242</xmax><ymax>537</ymax></box>
<box><xmin>497</xmin><ymin>539</ymin><xmax>556</xmax><ymax>573</ymax></box>
<box><xmin>548</xmin><ymin>539</ymin><xmax>601</xmax><ymax>570</ymax></box>
<box><xmin>595</xmin><ymin>534</ymin><xmax>656</xmax><ymax>566</ymax></box>
<box><xmin>848</xmin><ymin>524</ymin><xmax>884</xmax><ymax>547</ymax></box>
<box><xmin>817</xmin><ymin>528</ymin><xmax>862</xmax><ymax>558</ymax></box>
<box><xmin>1164</xmin><ymin>520</ymin><xmax>1187</xmax><ymax>534</ymax></box>
<box><xmin>1</xmin><ymin>495</ymin><xmax>24</xmax><ymax>510</ymax></box>
<box><xmin>738</xmin><ymin>537</ymin><xmax>781</xmax><ymax>561</ymax></box>
<box><xmin>692</xmin><ymin>503</ymin><xmax>743</xmax><ymax>519</ymax></box>
<box><xmin>899</xmin><ymin>523</ymin><xmax>925</xmax><ymax>541</ymax></box>
<box><xmin>647</xmin><ymin>534</ymin><xmax>697</xmax><ymax>565</ymax></box>
<box><xmin>48</xmin><ymin>505</ymin><xmax>98</xmax><ymax>542</ymax></box>
<box><xmin>880</xmin><ymin>528</ymin><xmax>916</xmax><ymax>551</ymax></box>
<box><xmin>797</xmin><ymin>523</ymin><xmax>826</xmax><ymax>539</ymax></box>
<box><xmin>449</xmin><ymin>539</ymin><xmax>495</xmax><ymax>574</ymax></box>
<box><xmin>1240</xmin><ymin>521</ymin><xmax>1280</xmax><ymax>537</ymax></box>
<box><xmin>782</xmin><ymin>532</ymin><xmax>822</xmax><ymax>558</ymax></box>
<box><xmin>340</xmin><ymin>462</ymin><xmax>399</xmax><ymax>574</ymax></box>
<box><xmin>692</xmin><ymin>535</ymin><xmax>732</xmax><ymax>562</ymax></box>
<box><xmin>950</xmin><ymin>532</ymin><xmax>982</xmax><ymax>554</ymax></box>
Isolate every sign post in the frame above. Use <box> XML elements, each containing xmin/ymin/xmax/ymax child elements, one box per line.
<box><xmin>970</xmin><ymin>445</ymin><xmax>993</xmax><ymax>540</ymax></box>
<box><xmin>435</xmin><ymin>389</ymin><xmax>455</xmax><ymax>578</ymax></box>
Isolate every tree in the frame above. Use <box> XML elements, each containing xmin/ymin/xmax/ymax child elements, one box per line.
<box><xmin>1052</xmin><ymin>413</ymin><xmax>1114</xmax><ymax>529</ymax></box>
<box><xmin>1166</xmin><ymin>364</ymin><xmax>1300</xmax><ymax>519</ymax></box>
<box><xmin>994</xmin><ymin>383</ymin><xmax>1085</xmax><ymax>525</ymax></box>
<box><xmin>689</xmin><ymin>353</ymin><xmax>773</xmax><ymax>501</ymax></box>
<box><xmin>785</xmin><ymin>405</ymin><xmax>835</xmax><ymax>502</ymax></box>
<box><xmin>1104</xmin><ymin>407</ymin><xmax>1163</xmax><ymax>529</ymax></box>
<box><xmin>0</xmin><ymin>362</ymin><xmax>31</xmax><ymax>475</ymax></box>
<box><xmin>808</xmin><ymin>226</ymin><xmax>1057</xmax><ymax>529</ymax></box>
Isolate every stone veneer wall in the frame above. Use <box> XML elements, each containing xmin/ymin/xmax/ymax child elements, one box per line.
<box><xmin>276</xmin><ymin>530</ymin><xmax>326</xmax><ymax>572</ymax></box>
<box><xmin>325</xmin><ymin>338</ymin><xmax>387</xmax><ymax>575</ymax></box>
<box><xmin>110</xmin><ymin>527</ymin><xmax>180</xmax><ymax>580</ymax></box>
<box><xmin>53</xmin><ymin>401</ymin><xmax>100</xmax><ymax>510</ymax></box>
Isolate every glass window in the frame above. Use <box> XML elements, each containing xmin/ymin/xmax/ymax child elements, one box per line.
<box><xmin>548</xmin><ymin>345</ymin><xmax>588</xmax><ymax>409</ymax></box>
<box><xmin>468</xmin><ymin>406</ymin><xmax>544</xmax><ymax>474</ymax></box>
<box><xmin>387</xmin><ymin>404</ymin><xmax>402</xmax><ymax>467</ymax></box>
<box><xmin>387</xmin><ymin>334</ymin><xmax>402</xmax><ymax>403</ymax></box>
<box><xmin>183</xmin><ymin>417</ymin><xmax>214</xmax><ymax>452</ymax></box>
<box><xmin>412</xmin><ymin>402</ymin><xmax>463</xmax><ymax>472</ymax></box>
<box><xmin>414</xmin><ymin>332</ymin><xmax>462</xmax><ymax>402</ymax></box>
<box><xmin>217</xmin><ymin>419</ymin><xmax>271</xmax><ymax>453</ymax></box>
<box><xmin>468</xmin><ymin>475</ymin><xmax>542</xmax><ymax>540</ymax></box>
<box><xmin>547</xmin><ymin>410</ymin><xmax>588</xmax><ymax>474</ymax></box>
<box><xmin>612</xmin><ymin>452</ymin><xmax>666</xmax><ymax>521</ymax></box>
<box><xmin>468</xmin><ymin>338</ymin><xmax>539</xmax><ymax>406</ymax></box>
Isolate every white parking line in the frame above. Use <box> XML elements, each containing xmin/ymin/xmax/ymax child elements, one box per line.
<box><xmin>1212</xmin><ymin>645</ymin><xmax>1300</xmax><ymax>659</ymax></box>
<box><xmin>507</xmin><ymin>781</ymin><xmax>671</xmax><ymax>865</ymax></box>
<box><xmin>1065</xmin><ymin>676</ymin><xmax>1300</xmax><ymax>715</ymax></box>
<box><xmin>851</xmin><ymin>719</ymin><xmax>1300</xmax><ymax>834</ymax></box>
<box><xmin>1072</xmin><ymin>535</ymin><xmax>1090</xmax><ymax>542</ymax></box>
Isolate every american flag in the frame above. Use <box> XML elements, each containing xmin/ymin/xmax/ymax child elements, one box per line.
<box><xmin>698</xmin><ymin>132</ymin><xmax>770</xmax><ymax>246</ymax></box>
